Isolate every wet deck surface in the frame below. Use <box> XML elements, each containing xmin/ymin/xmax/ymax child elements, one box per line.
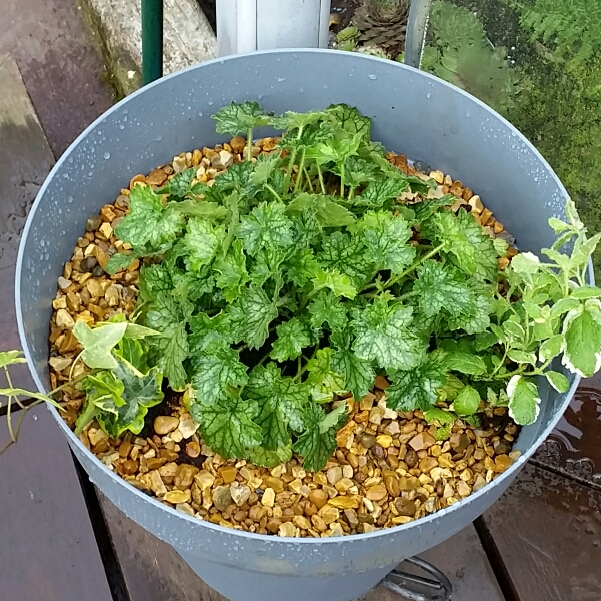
<box><xmin>1</xmin><ymin>1</ymin><xmax>601</xmax><ymax>599</ymax></box>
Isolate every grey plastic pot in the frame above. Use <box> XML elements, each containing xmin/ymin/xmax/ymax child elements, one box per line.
<box><xmin>16</xmin><ymin>50</ymin><xmax>582</xmax><ymax>601</ymax></box>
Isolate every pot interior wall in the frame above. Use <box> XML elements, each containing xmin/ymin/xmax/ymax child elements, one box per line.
<box><xmin>16</xmin><ymin>50</ymin><xmax>579</xmax><ymax>600</ymax></box>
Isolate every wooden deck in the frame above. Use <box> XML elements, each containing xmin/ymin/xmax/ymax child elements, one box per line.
<box><xmin>1</xmin><ymin>1</ymin><xmax>600</xmax><ymax>598</ymax></box>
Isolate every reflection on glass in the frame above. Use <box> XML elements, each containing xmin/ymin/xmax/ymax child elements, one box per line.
<box><xmin>420</xmin><ymin>0</ymin><xmax>601</xmax><ymax>276</ymax></box>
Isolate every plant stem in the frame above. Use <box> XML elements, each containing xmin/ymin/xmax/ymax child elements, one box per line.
<box><xmin>265</xmin><ymin>184</ymin><xmax>282</xmax><ymax>202</ymax></box>
<box><xmin>340</xmin><ymin>164</ymin><xmax>345</xmax><ymax>198</ymax></box>
<box><xmin>303</xmin><ymin>167</ymin><xmax>314</xmax><ymax>192</ymax></box>
<box><xmin>362</xmin><ymin>244</ymin><xmax>444</xmax><ymax>293</ymax></box>
<box><xmin>294</xmin><ymin>149</ymin><xmax>306</xmax><ymax>193</ymax></box>
<box><xmin>317</xmin><ymin>163</ymin><xmax>326</xmax><ymax>194</ymax></box>
<box><xmin>246</xmin><ymin>128</ymin><xmax>253</xmax><ymax>163</ymax></box>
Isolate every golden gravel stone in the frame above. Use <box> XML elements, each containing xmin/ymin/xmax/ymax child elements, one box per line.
<box><xmin>376</xmin><ymin>434</ymin><xmax>393</xmax><ymax>449</ymax></box>
<box><xmin>164</xmin><ymin>489</ymin><xmax>192</xmax><ymax>504</ymax></box>
<box><xmin>154</xmin><ymin>416</ymin><xmax>179</xmax><ymax>435</ymax></box>
<box><xmin>410</xmin><ymin>432</ymin><xmax>436</xmax><ymax>451</ymax></box>
<box><xmin>194</xmin><ymin>470</ymin><xmax>215</xmax><ymax>491</ymax></box>
<box><xmin>262</xmin><ymin>488</ymin><xmax>276</xmax><ymax>508</ymax></box>
<box><xmin>279</xmin><ymin>522</ymin><xmax>297</xmax><ymax>537</ymax></box>
<box><xmin>212</xmin><ymin>486</ymin><xmax>233</xmax><ymax>511</ymax></box>
<box><xmin>318</xmin><ymin>504</ymin><xmax>340</xmax><ymax>525</ymax></box>
<box><xmin>366</xmin><ymin>484</ymin><xmax>387</xmax><ymax>502</ymax></box>
<box><xmin>230</xmin><ymin>485</ymin><xmax>251</xmax><ymax>506</ymax></box>
<box><xmin>327</xmin><ymin>466</ymin><xmax>343</xmax><ymax>485</ymax></box>
<box><xmin>329</xmin><ymin>496</ymin><xmax>360</xmax><ymax>510</ymax></box>
<box><xmin>175</xmin><ymin>464</ymin><xmax>199</xmax><ymax>490</ymax></box>
<box><xmin>148</xmin><ymin>470</ymin><xmax>167</xmax><ymax>496</ymax></box>
<box><xmin>308</xmin><ymin>489</ymin><xmax>329</xmax><ymax>510</ymax></box>
<box><xmin>219</xmin><ymin>466</ymin><xmax>238</xmax><ymax>484</ymax></box>
<box><xmin>264</xmin><ymin>476</ymin><xmax>285</xmax><ymax>493</ymax></box>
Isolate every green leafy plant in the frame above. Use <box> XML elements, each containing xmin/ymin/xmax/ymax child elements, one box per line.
<box><xmin>3</xmin><ymin>103</ymin><xmax>601</xmax><ymax>475</ymax></box>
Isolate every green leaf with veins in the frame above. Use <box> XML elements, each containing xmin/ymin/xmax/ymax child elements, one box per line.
<box><xmin>271</xmin><ymin>110</ymin><xmax>328</xmax><ymax>131</ymax></box>
<box><xmin>446</xmin><ymin>282</ymin><xmax>495</xmax><ymax>335</ymax></box>
<box><xmin>453</xmin><ymin>385</ymin><xmax>481</xmax><ymax>416</ymax></box>
<box><xmin>183</xmin><ymin>218</ymin><xmax>225</xmax><ymax>271</ymax></box>
<box><xmin>326</xmin><ymin>104</ymin><xmax>371</xmax><ymax>139</ymax></box>
<box><xmin>247</xmin><ymin>444</ymin><xmax>293</xmax><ymax>468</ymax></box>
<box><xmin>331</xmin><ymin>330</ymin><xmax>375</xmax><ymax>400</ymax></box>
<box><xmin>293</xmin><ymin>403</ymin><xmax>347</xmax><ymax>472</ymax></box>
<box><xmin>0</xmin><ymin>350</ymin><xmax>26</xmax><ymax>369</ymax></box>
<box><xmin>227</xmin><ymin>285</ymin><xmax>279</xmax><ymax>349</ymax></box>
<box><xmin>562</xmin><ymin>300</ymin><xmax>601</xmax><ymax>377</ymax></box>
<box><xmin>115</xmin><ymin>185</ymin><xmax>185</xmax><ymax>251</ymax></box>
<box><xmin>507</xmin><ymin>375</ymin><xmax>541</xmax><ymax>425</ymax></box>
<box><xmin>151</xmin><ymin>322</ymin><xmax>189</xmax><ymax>390</ymax></box>
<box><xmin>283</xmin><ymin>249</ymin><xmax>320</xmax><ymax>287</ymax></box>
<box><xmin>306</xmin><ymin>348</ymin><xmax>347</xmax><ymax>402</ymax></box>
<box><xmin>308</xmin><ymin>290</ymin><xmax>347</xmax><ymax>330</ymax></box>
<box><xmin>191</xmin><ymin>345</ymin><xmax>248</xmax><ymax>406</ymax></box>
<box><xmin>104</xmin><ymin>252</ymin><xmax>137</xmax><ymax>275</ymax></box>
<box><xmin>424</xmin><ymin>407</ymin><xmax>456</xmax><ymax>426</ymax></box>
<box><xmin>351</xmin><ymin>296</ymin><xmax>426</xmax><ymax>371</ymax></box>
<box><xmin>73</xmin><ymin>321</ymin><xmax>128</xmax><ymax>369</ymax></box>
<box><xmin>270</xmin><ymin>317</ymin><xmax>318</xmax><ymax>362</ymax></box>
<box><xmin>546</xmin><ymin>371</ymin><xmax>570</xmax><ymax>393</ymax></box>
<box><xmin>318</xmin><ymin>231</ymin><xmax>372</xmax><ymax>288</ymax></box>
<box><xmin>237</xmin><ymin>201</ymin><xmax>295</xmax><ymax>255</ymax></box>
<box><xmin>211</xmin><ymin>101</ymin><xmax>271</xmax><ymax>136</ymax></box>
<box><xmin>188</xmin><ymin>313</ymin><xmax>230</xmax><ymax>355</ymax></box>
<box><xmin>386</xmin><ymin>353</ymin><xmax>448</xmax><ymax>411</ymax></box>
<box><xmin>213</xmin><ymin>239</ymin><xmax>248</xmax><ymax>302</ymax></box>
<box><xmin>305</xmin><ymin>133</ymin><xmax>363</xmax><ymax>165</ymax></box>
<box><xmin>139</xmin><ymin>263</ymin><xmax>172</xmax><ymax>302</ymax></box>
<box><xmin>444</xmin><ymin>351</ymin><xmax>487</xmax><ymax>375</ymax></box>
<box><xmin>352</xmin><ymin>179</ymin><xmax>409</xmax><ymax>208</ymax></box>
<box><xmin>245</xmin><ymin>363</ymin><xmax>309</xmax><ymax>448</ymax></box>
<box><xmin>359</xmin><ymin>211</ymin><xmax>416</xmax><ymax>273</ymax></box>
<box><xmin>171</xmin><ymin>267</ymin><xmax>215</xmax><ymax>303</ymax></box>
<box><xmin>193</xmin><ymin>395</ymin><xmax>263</xmax><ymax>459</ymax></box>
<box><xmin>342</xmin><ymin>157</ymin><xmax>380</xmax><ymax>188</ymax></box>
<box><xmin>413</xmin><ymin>260</ymin><xmax>475</xmax><ymax>317</ymax></box>
<box><xmin>311</xmin><ymin>270</ymin><xmax>358</xmax><ymax>299</ymax></box>
<box><xmin>286</xmin><ymin>193</ymin><xmax>356</xmax><ymax>227</ymax></box>
<box><xmin>160</xmin><ymin>168</ymin><xmax>196</xmax><ymax>198</ymax></box>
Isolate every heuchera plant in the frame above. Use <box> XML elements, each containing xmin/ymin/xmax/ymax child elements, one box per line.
<box><xmin>2</xmin><ymin>103</ymin><xmax>601</xmax><ymax>471</ymax></box>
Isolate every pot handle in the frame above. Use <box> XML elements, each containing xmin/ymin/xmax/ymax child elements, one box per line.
<box><xmin>380</xmin><ymin>557</ymin><xmax>453</xmax><ymax>601</ymax></box>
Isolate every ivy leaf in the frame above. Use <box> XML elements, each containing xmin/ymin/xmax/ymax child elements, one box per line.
<box><xmin>193</xmin><ymin>395</ymin><xmax>263</xmax><ymax>459</ymax></box>
<box><xmin>293</xmin><ymin>403</ymin><xmax>346</xmax><ymax>472</ymax></box>
<box><xmin>359</xmin><ymin>211</ymin><xmax>416</xmax><ymax>273</ymax></box>
<box><xmin>546</xmin><ymin>370</ymin><xmax>570</xmax><ymax>393</ymax></box>
<box><xmin>270</xmin><ymin>317</ymin><xmax>318</xmax><ymax>362</ymax></box>
<box><xmin>352</xmin><ymin>179</ymin><xmax>409</xmax><ymax>209</ymax></box>
<box><xmin>183</xmin><ymin>218</ymin><xmax>225</xmax><ymax>271</ymax></box>
<box><xmin>191</xmin><ymin>346</ymin><xmax>248</xmax><ymax>406</ymax></box>
<box><xmin>227</xmin><ymin>285</ymin><xmax>279</xmax><ymax>349</ymax></box>
<box><xmin>212</xmin><ymin>101</ymin><xmax>271</xmax><ymax>136</ymax></box>
<box><xmin>507</xmin><ymin>375</ymin><xmax>541</xmax><ymax>425</ymax></box>
<box><xmin>245</xmin><ymin>363</ymin><xmax>309</xmax><ymax>448</ymax></box>
<box><xmin>539</xmin><ymin>335</ymin><xmax>564</xmax><ymax>364</ymax></box>
<box><xmin>0</xmin><ymin>351</ymin><xmax>26</xmax><ymax>368</ymax></box>
<box><xmin>453</xmin><ymin>385</ymin><xmax>481</xmax><ymax>416</ymax></box>
<box><xmin>115</xmin><ymin>185</ymin><xmax>185</xmax><ymax>251</ymax></box>
<box><xmin>386</xmin><ymin>353</ymin><xmax>448</xmax><ymax>411</ymax></box>
<box><xmin>308</xmin><ymin>290</ymin><xmax>348</xmax><ymax>331</ymax></box>
<box><xmin>444</xmin><ymin>351</ymin><xmax>487</xmax><ymax>375</ymax></box>
<box><xmin>94</xmin><ymin>359</ymin><xmax>164</xmax><ymax>437</ymax></box>
<box><xmin>318</xmin><ymin>231</ymin><xmax>372</xmax><ymax>288</ymax></box>
<box><xmin>351</xmin><ymin>297</ymin><xmax>426</xmax><ymax>371</ymax></box>
<box><xmin>73</xmin><ymin>321</ymin><xmax>128</xmax><ymax>369</ymax></box>
<box><xmin>413</xmin><ymin>260</ymin><xmax>475</xmax><ymax>317</ymax></box>
<box><xmin>562</xmin><ymin>300</ymin><xmax>601</xmax><ymax>377</ymax></box>
<box><xmin>306</xmin><ymin>348</ymin><xmax>347</xmax><ymax>402</ymax></box>
<box><xmin>237</xmin><ymin>201</ymin><xmax>295</xmax><ymax>255</ymax></box>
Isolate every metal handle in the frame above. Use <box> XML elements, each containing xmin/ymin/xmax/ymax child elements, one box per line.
<box><xmin>381</xmin><ymin>557</ymin><xmax>453</xmax><ymax>601</ymax></box>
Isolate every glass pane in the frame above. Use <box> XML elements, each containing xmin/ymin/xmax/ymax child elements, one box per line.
<box><xmin>419</xmin><ymin>0</ymin><xmax>601</xmax><ymax>276</ymax></box>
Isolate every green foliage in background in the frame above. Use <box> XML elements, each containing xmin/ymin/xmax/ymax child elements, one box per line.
<box><xmin>421</xmin><ymin>1</ymin><xmax>523</xmax><ymax>115</ymax></box>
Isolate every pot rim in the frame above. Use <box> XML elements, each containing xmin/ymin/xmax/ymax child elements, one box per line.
<box><xmin>15</xmin><ymin>48</ymin><xmax>581</xmax><ymax>544</ymax></box>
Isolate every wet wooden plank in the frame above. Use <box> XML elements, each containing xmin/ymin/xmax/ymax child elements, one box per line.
<box><xmin>0</xmin><ymin>54</ymin><xmax>113</xmax><ymax>601</ymax></box>
<box><xmin>482</xmin><ymin>463</ymin><xmax>601</xmax><ymax>601</ymax></box>
<box><xmin>532</xmin><ymin>374</ymin><xmax>601</xmax><ymax>489</ymax></box>
<box><xmin>100</xmin><ymin>491</ymin><xmax>504</xmax><ymax>601</ymax></box>
<box><xmin>0</xmin><ymin>0</ymin><xmax>114</xmax><ymax>157</ymax></box>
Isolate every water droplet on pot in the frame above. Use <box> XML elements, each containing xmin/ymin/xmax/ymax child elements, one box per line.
<box><xmin>67</xmin><ymin>196</ymin><xmax>73</xmax><ymax>204</ymax></box>
<box><xmin>368</xmin><ymin>74</ymin><xmax>377</xmax><ymax>80</ymax></box>
<box><xmin>123</xmin><ymin>116</ymin><xmax>128</xmax><ymax>122</ymax></box>
<box><xmin>62</xmin><ymin>173</ymin><xmax>69</xmax><ymax>179</ymax></box>
<box><xmin>426</xmin><ymin>92</ymin><xmax>431</xmax><ymax>99</ymax></box>
<box><xmin>208</xmin><ymin>101</ymin><xmax>214</xmax><ymax>106</ymax></box>
<box><xmin>103</xmin><ymin>152</ymin><xmax>111</xmax><ymax>160</ymax></box>
<box><xmin>277</xmin><ymin>77</ymin><xmax>286</xmax><ymax>82</ymax></box>
<box><xmin>299</xmin><ymin>88</ymin><xmax>304</xmax><ymax>93</ymax></box>
<box><xmin>466</xmin><ymin>111</ymin><xmax>471</xmax><ymax>118</ymax></box>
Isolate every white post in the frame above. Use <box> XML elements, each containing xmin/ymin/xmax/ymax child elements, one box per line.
<box><xmin>216</xmin><ymin>0</ymin><xmax>332</xmax><ymax>57</ymax></box>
